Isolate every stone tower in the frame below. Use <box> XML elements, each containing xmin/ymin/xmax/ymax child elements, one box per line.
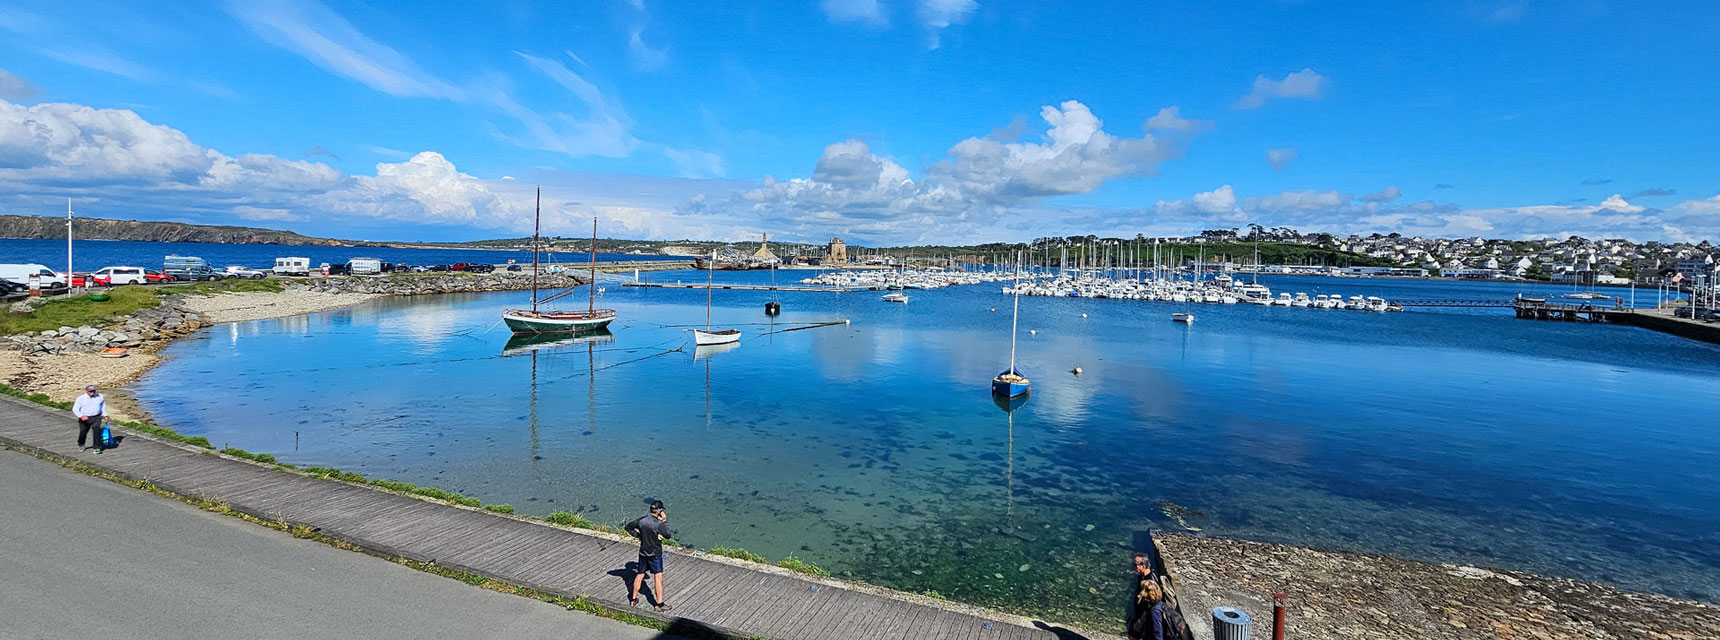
<box><xmin>828</xmin><ymin>237</ymin><xmax>848</xmax><ymax>264</ymax></box>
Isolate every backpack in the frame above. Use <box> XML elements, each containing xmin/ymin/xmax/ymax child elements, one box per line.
<box><xmin>99</xmin><ymin>421</ymin><xmax>115</xmax><ymax>449</ymax></box>
<box><xmin>1160</xmin><ymin>606</ymin><xmax>1190</xmax><ymax>640</ymax></box>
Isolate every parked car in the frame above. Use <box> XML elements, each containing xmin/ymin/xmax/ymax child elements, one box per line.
<box><xmin>164</xmin><ymin>255</ymin><xmax>222</xmax><ymax>281</ymax></box>
<box><xmin>1676</xmin><ymin>306</ymin><xmax>1695</xmax><ymax>318</ymax></box>
<box><xmin>93</xmin><ymin>266</ymin><xmax>149</xmax><ymax>285</ymax></box>
<box><xmin>506</xmin><ymin>264</ymin><xmax>522</xmax><ymax>272</ymax></box>
<box><xmin>323</xmin><ymin>263</ymin><xmax>351</xmax><ymax>276</ymax></box>
<box><xmin>467</xmin><ymin>263</ymin><xmax>494</xmax><ymax>273</ymax></box>
<box><xmin>143</xmin><ymin>269</ymin><xmax>174</xmax><ymax>283</ymax></box>
<box><xmin>273</xmin><ymin>257</ymin><xmax>311</xmax><ymax>276</ymax></box>
<box><xmin>70</xmin><ymin>273</ymin><xmax>109</xmax><ymax>287</ymax></box>
<box><xmin>0</xmin><ymin>263</ymin><xmax>68</xmax><ymax>288</ymax></box>
<box><xmin>0</xmin><ymin>279</ymin><xmax>26</xmax><ymax>295</ymax></box>
<box><xmin>428</xmin><ymin>264</ymin><xmax>449</xmax><ymax>272</ymax></box>
<box><xmin>223</xmin><ymin>265</ymin><xmax>268</xmax><ymax>279</ymax></box>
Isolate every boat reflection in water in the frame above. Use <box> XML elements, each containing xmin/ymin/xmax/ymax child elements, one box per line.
<box><xmin>993</xmin><ymin>392</ymin><xmax>1025</xmax><ymax>540</ymax></box>
<box><xmin>507</xmin><ymin>328</ymin><xmax>614</xmax><ymax>460</ymax></box>
<box><xmin>692</xmin><ymin>340</ymin><xmax>741</xmax><ymax>361</ymax></box>
<box><xmin>501</xmin><ymin>328</ymin><xmax>615</xmax><ymax>356</ymax></box>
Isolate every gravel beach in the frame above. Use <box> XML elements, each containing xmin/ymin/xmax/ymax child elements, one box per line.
<box><xmin>178</xmin><ymin>290</ymin><xmax>377</xmax><ymax>324</ymax></box>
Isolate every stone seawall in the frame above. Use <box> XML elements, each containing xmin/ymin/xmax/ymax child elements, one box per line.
<box><xmin>292</xmin><ymin>272</ymin><xmax>591</xmax><ymax>296</ymax></box>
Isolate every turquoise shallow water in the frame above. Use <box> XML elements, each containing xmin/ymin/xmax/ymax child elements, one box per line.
<box><xmin>137</xmin><ymin>271</ymin><xmax>1720</xmax><ymax>629</ymax></box>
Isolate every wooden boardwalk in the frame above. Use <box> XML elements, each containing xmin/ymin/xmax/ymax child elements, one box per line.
<box><xmin>0</xmin><ymin>396</ymin><xmax>1098</xmax><ymax>640</ymax></box>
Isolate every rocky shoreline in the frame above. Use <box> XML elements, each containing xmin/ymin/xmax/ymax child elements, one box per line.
<box><xmin>1156</xmin><ymin>532</ymin><xmax>1719</xmax><ymax>640</ymax></box>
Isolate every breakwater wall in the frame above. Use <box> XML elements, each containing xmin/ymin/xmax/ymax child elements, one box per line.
<box><xmin>293</xmin><ymin>271</ymin><xmax>592</xmax><ymax>296</ymax></box>
<box><xmin>1612</xmin><ymin>310</ymin><xmax>1720</xmax><ymax>346</ymax></box>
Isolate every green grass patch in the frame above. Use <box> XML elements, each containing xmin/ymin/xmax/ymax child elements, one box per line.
<box><xmin>776</xmin><ymin>555</ymin><xmax>830</xmax><ymax>577</ymax></box>
<box><xmin>483</xmin><ymin>503</ymin><xmax>515</xmax><ymax>514</ymax></box>
<box><xmin>708</xmin><ymin>547</ymin><xmax>767</xmax><ymax>563</ymax></box>
<box><xmin>545</xmin><ymin>511</ymin><xmax>591</xmax><ymax>527</ymax></box>
<box><xmin>0</xmin><ymin>285</ymin><xmax>161</xmax><ymax>335</ymax></box>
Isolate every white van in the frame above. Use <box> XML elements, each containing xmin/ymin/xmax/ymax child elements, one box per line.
<box><xmin>93</xmin><ymin>266</ymin><xmax>148</xmax><ymax>285</ymax></box>
<box><xmin>348</xmin><ymin>257</ymin><xmax>382</xmax><ymax>275</ymax></box>
<box><xmin>273</xmin><ymin>257</ymin><xmax>311</xmax><ymax>276</ymax></box>
<box><xmin>0</xmin><ymin>263</ymin><xmax>67</xmax><ymax>287</ymax></box>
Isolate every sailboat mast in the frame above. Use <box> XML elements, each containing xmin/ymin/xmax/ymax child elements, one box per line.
<box><xmin>589</xmin><ymin>216</ymin><xmax>597</xmax><ymax>314</ymax></box>
<box><xmin>1010</xmin><ymin>250</ymin><xmax>1021</xmax><ymax>371</ymax></box>
<box><xmin>706</xmin><ymin>248</ymin><xmax>714</xmax><ymax>330</ymax></box>
<box><xmin>531</xmin><ymin>187</ymin><xmax>540</xmax><ymax>312</ymax></box>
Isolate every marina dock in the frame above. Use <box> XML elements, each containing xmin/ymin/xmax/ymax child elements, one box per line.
<box><xmin>624</xmin><ymin>282</ymin><xmax>855</xmax><ymax>292</ymax></box>
<box><xmin>0</xmin><ymin>396</ymin><xmax>1094</xmax><ymax>640</ymax></box>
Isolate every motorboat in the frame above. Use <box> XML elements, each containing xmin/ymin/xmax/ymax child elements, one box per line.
<box><xmin>882</xmin><ymin>292</ymin><xmax>910</xmax><ymax>303</ymax></box>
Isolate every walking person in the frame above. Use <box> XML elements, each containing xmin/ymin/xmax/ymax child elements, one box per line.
<box><xmin>1127</xmin><ymin>553</ymin><xmax>1168</xmax><ymax>640</ymax></box>
<box><xmin>73</xmin><ymin>385</ymin><xmax>107</xmax><ymax>452</ymax></box>
<box><xmin>625</xmin><ymin>499</ymin><xmax>676</xmax><ymax>612</ymax></box>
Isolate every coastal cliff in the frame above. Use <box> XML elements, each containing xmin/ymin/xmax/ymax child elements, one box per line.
<box><xmin>0</xmin><ymin>215</ymin><xmax>345</xmax><ymax>246</ymax></box>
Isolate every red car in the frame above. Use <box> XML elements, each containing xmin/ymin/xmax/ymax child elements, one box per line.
<box><xmin>143</xmin><ymin>269</ymin><xmax>174</xmax><ymax>283</ymax></box>
<box><xmin>70</xmin><ymin>273</ymin><xmax>110</xmax><ymax>287</ymax></box>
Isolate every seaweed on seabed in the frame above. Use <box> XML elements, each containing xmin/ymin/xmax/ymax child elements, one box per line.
<box><xmin>1158</xmin><ymin>500</ymin><xmax>1205</xmax><ymax>531</ymax></box>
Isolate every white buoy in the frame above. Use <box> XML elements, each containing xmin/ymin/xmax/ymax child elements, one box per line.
<box><xmin>990</xmin><ymin>307</ymin><xmax>996</xmax><ymax>312</ymax></box>
<box><xmin>1071</xmin><ymin>365</ymin><xmax>1082</xmax><ymax>375</ymax></box>
<box><xmin>1028</xmin><ymin>329</ymin><xmax>1037</xmax><ymax>335</ymax></box>
<box><xmin>1081</xmin><ymin>313</ymin><xmax>1087</xmax><ymax>318</ymax></box>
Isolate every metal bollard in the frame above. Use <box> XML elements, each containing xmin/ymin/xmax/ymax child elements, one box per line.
<box><xmin>1212</xmin><ymin>606</ymin><xmax>1251</xmax><ymax>640</ymax></box>
<box><xmin>1272</xmin><ymin>593</ymin><xmax>1286</xmax><ymax>640</ymax></box>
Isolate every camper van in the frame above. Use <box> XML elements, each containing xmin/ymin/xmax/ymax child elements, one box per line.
<box><xmin>0</xmin><ymin>264</ymin><xmax>67</xmax><ymax>287</ymax></box>
<box><xmin>273</xmin><ymin>257</ymin><xmax>311</xmax><ymax>276</ymax></box>
<box><xmin>163</xmin><ymin>255</ymin><xmax>220</xmax><ymax>281</ymax></box>
<box><xmin>347</xmin><ymin>257</ymin><xmax>383</xmax><ymax>275</ymax></box>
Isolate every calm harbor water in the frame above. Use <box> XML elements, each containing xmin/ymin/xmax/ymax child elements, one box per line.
<box><xmin>136</xmin><ymin>270</ymin><xmax>1720</xmax><ymax>629</ymax></box>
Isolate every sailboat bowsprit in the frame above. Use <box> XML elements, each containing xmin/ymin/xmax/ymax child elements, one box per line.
<box><xmin>504</xmin><ymin>188</ymin><xmax>617</xmax><ymax>335</ymax></box>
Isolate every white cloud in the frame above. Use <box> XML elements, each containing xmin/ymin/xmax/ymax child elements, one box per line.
<box><xmin>663</xmin><ymin>146</ymin><xmax>726</xmax><ymax>178</ymax></box>
<box><xmin>713</xmin><ymin>100</ymin><xmax>1184</xmax><ymax>243</ymax></box>
<box><xmin>1265</xmin><ymin>147</ymin><xmax>1298</xmax><ymax>171</ymax></box>
<box><xmin>823</xmin><ymin>0</ymin><xmax>888</xmax><ymax>26</ymax></box>
<box><xmin>507</xmin><ymin>52</ymin><xmax>637</xmax><ymax>158</ymax></box>
<box><xmin>917</xmin><ymin>0</ymin><xmax>977</xmax><ymax>49</ymax></box>
<box><xmin>233</xmin><ymin>205</ymin><xmax>303</xmax><ymax>222</ymax></box>
<box><xmin>1236</xmin><ymin>68</ymin><xmax>1328</xmax><ymax>109</ymax></box>
<box><xmin>227</xmin><ymin>0</ymin><xmax>463</xmax><ymax>100</ymax></box>
<box><xmin>0</xmin><ymin>69</ymin><xmax>34</xmax><ymax>101</ymax></box>
<box><xmin>1598</xmin><ymin>193</ymin><xmax>1643</xmax><ymax>213</ymax></box>
<box><xmin>1361</xmin><ymin>186</ymin><xmax>1401</xmax><ymax>203</ymax></box>
<box><xmin>1144</xmin><ymin>106</ymin><xmax>1211</xmax><ymax>133</ymax></box>
<box><xmin>627</xmin><ymin>28</ymin><xmax>670</xmax><ymax>70</ymax></box>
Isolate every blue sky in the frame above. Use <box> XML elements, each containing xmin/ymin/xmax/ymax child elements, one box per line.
<box><xmin>0</xmin><ymin>0</ymin><xmax>1716</xmax><ymax>244</ymax></box>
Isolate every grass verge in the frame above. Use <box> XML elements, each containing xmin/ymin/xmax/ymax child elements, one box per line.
<box><xmin>155</xmin><ymin>278</ymin><xmax>284</xmax><ymax>296</ymax></box>
<box><xmin>0</xmin><ymin>285</ymin><xmax>161</xmax><ymax>335</ymax></box>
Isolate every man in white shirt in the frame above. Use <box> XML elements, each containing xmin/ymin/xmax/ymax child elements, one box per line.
<box><xmin>73</xmin><ymin>385</ymin><xmax>107</xmax><ymax>451</ymax></box>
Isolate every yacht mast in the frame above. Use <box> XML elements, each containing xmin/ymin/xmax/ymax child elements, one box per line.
<box><xmin>531</xmin><ymin>187</ymin><xmax>540</xmax><ymax>312</ymax></box>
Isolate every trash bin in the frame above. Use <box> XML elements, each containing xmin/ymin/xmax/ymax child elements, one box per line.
<box><xmin>1212</xmin><ymin>606</ymin><xmax>1251</xmax><ymax>640</ymax></box>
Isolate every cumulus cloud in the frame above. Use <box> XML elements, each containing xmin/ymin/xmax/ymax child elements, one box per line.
<box><xmin>1236</xmin><ymin>68</ymin><xmax>1327</xmax><ymax>109</ymax></box>
<box><xmin>917</xmin><ymin>0</ymin><xmax>977</xmax><ymax>49</ymax></box>
<box><xmin>714</xmin><ymin>100</ymin><xmax>1183</xmax><ymax>242</ymax></box>
<box><xmin>1144</xmin><ymin>106</ymin><xmax>1211</xmax><ymax>133</ymax></box>
<box><xmin>0</xmin><ymin>68</ymin><xmax>39</xmax><ymax>101</ymax></box>
<box><xmin>822</xmin><ymin>0</ymin><xmax>888</xmax><ymax>25</ymax></box>
<box><xmin>1265</xmin><ymin>147</ymin><xmax>1298</xmax><ymax>171</ymax></box>
<box><xmin>0</xmin><ymin>99</ymin><xmax>526</xmax><ymax>230</ymax></box>
<box><xmin>1597</xmin><ymin>194</ymin><xmax>1642</xmax><ymax>213</ymax></box>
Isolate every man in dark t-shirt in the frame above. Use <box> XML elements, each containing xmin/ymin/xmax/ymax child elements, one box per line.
<box><xmin>625</xmin><ymin>499</ymin><xmax>677</xmax><ymax>611</ymax></box>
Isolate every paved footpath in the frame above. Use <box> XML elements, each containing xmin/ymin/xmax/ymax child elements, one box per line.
<box><xmin>0</xmin><ymin>447</ymin><xmax>675</xmax><ymax>640</ymax></box>
<box><xmin>0</xmin><ymin>395</ymin><xmax>1098</xmax><ymax>640</ymax></box>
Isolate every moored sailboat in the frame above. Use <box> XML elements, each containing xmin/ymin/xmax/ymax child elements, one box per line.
<box><xmin>503</xmin><ymin>189</ymin><xmax>617</xmax><ymax>334</ymax></box>
<box><xmin>992</xmin><ymin>259</ymin><xmax>1030</xmax><ymax>398</ymax></box>
<box><xmin>693</xmin><ymin>248</ymin><xmax>741</xmax><ymax>346</ymax></box>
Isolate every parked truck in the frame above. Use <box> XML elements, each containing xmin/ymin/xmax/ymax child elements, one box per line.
<box><xmin>347</xmin><ymin>257</ymin><xmax>383</xmax><ymax>275</ymax></box>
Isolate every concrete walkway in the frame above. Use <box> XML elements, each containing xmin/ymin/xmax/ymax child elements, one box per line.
<box><xmin>0</xmin><ymin>447</ymin><xmax>676</xmax><ymax>640</ymax></box>
<box><xmin>0</xmin><ymin>395</ymin><xmax>1095</xmax><ymax>640</ymax></box>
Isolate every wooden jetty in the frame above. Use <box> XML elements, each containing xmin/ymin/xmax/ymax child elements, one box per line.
<box><xmin>1510</xmin><ymin>297</ymin><xmax>1628</xmax><ymax>322</ymax></box>
<box><xmin>0</xmin><ymin>396</ymin><xmax>1095</xmax><ymax>640</ymax></box>
<box><xmin>625</xmin><ymin>282</ymin><xmax>854</xmax><ymax>292</ymax></box>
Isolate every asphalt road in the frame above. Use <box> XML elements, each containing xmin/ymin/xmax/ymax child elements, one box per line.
<box><xmin>0</xmin><ymin>447</ymin><xmax>677</xmax><ymax>640</ymax></box>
